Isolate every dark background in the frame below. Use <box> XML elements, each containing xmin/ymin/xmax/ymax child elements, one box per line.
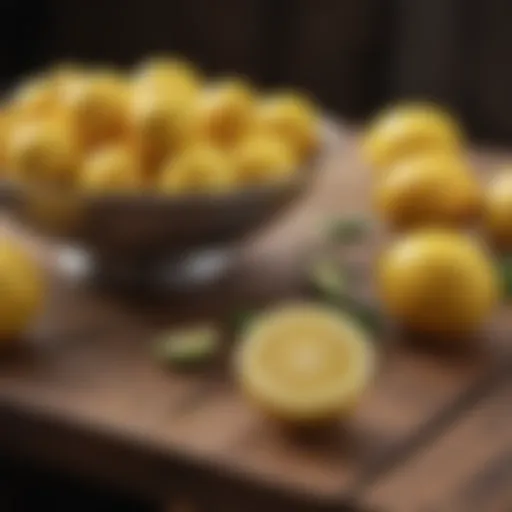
<box><xmin>3</xmin><ymin>0</ymin><xmax>512</xmax><ymax>144</ymax></box>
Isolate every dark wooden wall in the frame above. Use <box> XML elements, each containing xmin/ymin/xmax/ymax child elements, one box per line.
<box><xmin>2</xmin><ymin>0</ymin><xmax>512</xmax><ymax>143</ymax></box>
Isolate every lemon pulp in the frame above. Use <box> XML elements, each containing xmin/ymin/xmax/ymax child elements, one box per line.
<box><xmin>235</xmin><ymin>303</ymin><xmax>375</xmax><ymax>423</ymax></box>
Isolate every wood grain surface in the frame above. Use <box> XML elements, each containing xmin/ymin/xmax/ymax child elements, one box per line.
<box><xmin>0</xmin><ymin>123</ymin><xmax>510</xmax><ymax>511</ymax></box>
<box><xmin>363</xmin><ymin>375</ymin><xmax>512</xmax><ymax>512</ymax></box>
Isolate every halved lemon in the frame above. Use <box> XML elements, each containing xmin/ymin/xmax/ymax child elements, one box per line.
<box><xmin>234</xmin><ymin>303</ymin><xmax>376</xmax><ymax>424</ymax></box>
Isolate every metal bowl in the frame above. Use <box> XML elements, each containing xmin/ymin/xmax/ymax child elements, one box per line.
<box><xmin>0</xmin><ymin>153</ymin><xmax>320</xmax><ymax>290</ymax></box>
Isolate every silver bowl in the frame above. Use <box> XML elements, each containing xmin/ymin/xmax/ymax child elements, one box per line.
<box><xmin>0</xmin><ymin>154</ymin><xmax>320</xmax><ymax>291</ymax></box>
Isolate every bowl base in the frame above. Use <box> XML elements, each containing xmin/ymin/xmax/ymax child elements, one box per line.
<box><xmin>57</xmin><ymin>246</ymin><xmax>235</xmax><ymax>294</ymax></box>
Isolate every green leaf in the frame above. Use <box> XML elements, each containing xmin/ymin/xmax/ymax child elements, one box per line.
<box><xmin>325</xmin><ymin>215</ymin><xmax>371</xmax><ymax>245</ymax></box>
<box><xmin>308</xmin><ymin>259</ymin><xmax>348</xmax><ymax>302</ymax></box>
<box><xmin>153</xmin><ymin>325</ymin><xmax>220</xmax><ymax>369</ymax></box>
<box><xmin>339</xmin><ymin>296</ymin><xmax>384</xmax><ymax>337</ymax></box>
<box><xmin>229</xmin><ymin>309</ymin><xmax>258</xmax><ymax>334</ymax></box>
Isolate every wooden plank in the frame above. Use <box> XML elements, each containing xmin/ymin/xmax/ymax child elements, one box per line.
<box><xmin>1</xmin><ymin>276</ymin><xmax>508</xmax><ymax>505</ymax></box>
<box><xmin>363</xmin><ymin>377</ymin><xmax>512</xmax><ymax>512</ymax></box>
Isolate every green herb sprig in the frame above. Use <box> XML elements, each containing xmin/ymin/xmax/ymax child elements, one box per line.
<box><xmin>153</xmin><ymin>325</ymin><xmax>220</xmax><ymax>369</ymax></box>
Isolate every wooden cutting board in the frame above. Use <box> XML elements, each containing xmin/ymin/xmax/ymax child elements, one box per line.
<box><xmin>363</xmin><ymin>375</ymin><xmax>512</xmax><ymax>512</ymax></box>
<box><xmin>0</xmin><ymin>124</ymin><xmax>510</xmax><ymax>511</ymax></box>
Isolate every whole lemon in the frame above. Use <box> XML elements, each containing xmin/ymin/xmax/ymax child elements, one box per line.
<box><xmin>378</xmin><ymin>229</ymin><xmax>499</xmax><ymax>337</ymax></box>
<box><xmin>232</xmin><ymin>133</ymin><xmax>297</xmax><ymax>185</ymax></box>
<box><xmin>62</xmin><ymin>70</ymin><xmax>128</xmax><ymax>148</ymax></box>
<box><xmin>8</xmin><ymin>75</ymin><xmax>58</xmax><ymax>120</ymax></box>
<box><xmin>7</xmin><ymin>119</ymin><xmax>79</xmax><ymax>185</ymax></box>
<box><xmin>49</xmin><ymin>62</ymin><xmax>87</xmax><ymax>96</ymax></box>
<box><xmin>132</xmin><ymin>55</ymin><xmax>201</xmax><ymax>102</ymax></box>
<box><xmin>255</xmin><ymin>91</ymin><xmax>319</xmax><ymax>161</ymax></box>
<box><xmin>483</xmin><ymin>170</ymin><xmax>512</xmax><ymax>249</ymax></box>
<box><xmin>129</xmin><ymin>89</ymin><xmax>192</xmax><ymax>172</ymax></box>
<box><xmin>80</xmin><ymin>145</ymin><xmax>142</xmax><ymax>192</ymax></box>
<box><xmin>0</xmin><ymin>111</ymin><xmax>13</xmax><ymax>174</ymax></box>
<box><xmin>159</xmin><ymin>144</ymin><xmax>235</xmax><ymax>194</ymax></box>
<box><xmin>375</xmin><ymin>153</ymin><xmax>481</xmax><ymax>230</ymax></box>
<box><xmin>0</xmin><ymin>239</ymin><xmax>45</xmax><ymax>343</ymax></box>
<box><xmin>191</xmin><ymin>78</ymin><xmax>255</xmax><ymax>147</ymax></box>
<box><xmin>363</xmin><ymin>103</ymin><xmax>463</xmax><ymax>172</ymax></box>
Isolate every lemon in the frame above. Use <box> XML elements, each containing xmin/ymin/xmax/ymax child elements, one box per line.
<box><xmin>234</xmin><ymin>303</ymin><xmax>375</xmax><ymax>424</ymax></box>
<box><xmin>363</xmin><ymin>103</ymin><xmax>463</xmax><ymax>172</ymax></box>
<box><xmin>62</xmin><ymin>70</ymin><xmax>129</xmax><ymax>148</ymax></box>
<box><xmin>49</xmin><ymin>62</ymin><xmax>87</xmax><ymax>96</ymax></box>
<box><xmin>375</xmin><ymin>153</ymin><xmax>481</xmax><ymax>229</ymax></box>
<box><xmin>232</xmin><ymin>133</ymin><xmax>297</xmax><ymax>185</ymax></box>
<box><xmin>483</xmin><ymin>170</ymin><xmax>512</xmax><ymax>249</ymax></box>
<box><xmin>8</xmin><ymin>75</ymin><xmax>58</xmax><ymax>120</ymax></box>
<box><xmin>132</xmin><ymin>55</ymin><xmax>201</xmax><ymax>102</ymax></box>
<box><xmin>378</xmin><ymin>229</ymin><xmax>499</xmax><ymax>338</ymax></box>
<box><xmin>0</xmin><ymin>238</ymin><xmax>45</xmax><ymax>343</ymax></box>
<box><xmin>0</xmin><ymin>111</ymin><xmax>12</xmax><ymax>174</ymax></box>
<box><xmin>80</xmin><ymin>145</ymin><xmax>142</xmax><ymax>192</ymax></box>
<box><xmin>129</xmin><ymin>88</ymin><xmax>192</xmax><ymax>172</ymax></box>
<box><xmin>7</xmin><ymin>118</ymin><xmax>79</xmax><ymax>185</ymax></box>
<box><xmin>159</xmin><ymin>144</ymin><xmax>235</xmax><ymax>194</ymax></box>
<box><xmin>255</xmin><ymin>91</ymin><xmax>319</xmax><ymax>161</ymax></box>
<box><xmin>191</xmin><ymin>77</ymin><xmax>255</xmax><ymax>147</ymax></box>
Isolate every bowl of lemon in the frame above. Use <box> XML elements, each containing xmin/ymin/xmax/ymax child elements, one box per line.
<box><xmin>0</xmin><ymin>57</ymin><xmax>322</xmax><ymax>289</ymax></box>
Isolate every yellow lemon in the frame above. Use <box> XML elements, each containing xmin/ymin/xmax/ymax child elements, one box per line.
<box><xmin>363</xmin><ymin>103</ymin><xmax>463</xmax><ymax>172</ymax></box>
<box><xmin>8</xmin><ymin>75</ymin><xmax>58</xmax><ymax>120</ymax></box>
<box><xmin>255</xmin><ymin>91</ymin><xmax>319</xmax><ymax>161</ymax></box>
<box><xmin>191</xmin><ymin>77</ymin><xmax>255</xmax><ymax>147</ymax></box>
<box><xmin>159</xmin><ymin>144</ymin><xmax>235</xmax><ymax>194</ymax></box>
<box><xmin>62</xmin><ymin>70</ymin><xmax>129</xmax><ymax>149</ymax></box>
<box><xmin>375</xmin><ymin>153</ymin><xmax>481</xmax><ymax>230</ymax></box>
<box><xmin>0</xmin><ymin>238</ymin><xmax>45</xmax><ymax>343</ymax></box>
<box><xmin>232</xmin><ymin>133</ymin><xmax>297</xmax><ymax>185</ymax></box>
<box><xmin>80</xmin><ymin>145</ymin><xmax>142</xmax><ymax>192</ymax></box>
<box><xmin>378</xmin><ymin>229</ymin><xmax>499</xmax><ymax>338</ymax></box>
<box><xmin>129</xmin><ymin>88</ymin><xmax>192</xmax><ymax>173</ymax></box>
<box><xmin>132</xmin><ymin>55</ymin><xmax>201</xmax><ymax>102</ymax></box>
<box><xmin>0</xmin><ymin>111</ymin><xmax>13</xmax><ymax>174</ymax></box>
<box><xmin>49</xmin><ymin>62</ymin><xmax>87</xmax><ymax>96</ymax></box>
<box><xmin>234</xmin><ymin>303</ymin><xmax>376</xmax><ymax>424</ymax></box>
<box><xmin>7</xmin><ymin>118</ymin><xmax>79</xmax><ymax>185</ymax></box>
<box><xmin>483</xmin><ymin>170</ymin><xmax>512</xmax><ymax>250</ymax></box>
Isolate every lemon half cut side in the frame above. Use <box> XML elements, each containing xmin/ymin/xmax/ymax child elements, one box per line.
<box><xmin>234</xmin><ymin>303</ymin><xmax>376</xmax><ymax>424</ymax></box>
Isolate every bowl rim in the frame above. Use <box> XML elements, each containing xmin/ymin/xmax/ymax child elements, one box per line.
<box><xmin>0</xmin><ymin>147</ymin><xmax>323</xmax><ymax>208</ymax></box>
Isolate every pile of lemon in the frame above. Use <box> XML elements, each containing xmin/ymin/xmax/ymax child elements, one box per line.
<box><xmin>363</xmin><ymin>103</ymin><xmax>512</xmax><ymax>246</ymax></box>
<box><xmin>362</xmin><ymin>103</ymin><xmax>508</xmax><ymax>340</ymax></box>
<box><xmin>0</xmin><ymin>56</ymin><xmax>319</xmax><ymax>194</ymax></box>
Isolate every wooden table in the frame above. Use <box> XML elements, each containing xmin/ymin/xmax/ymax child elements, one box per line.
<box><xmin>0</xmin><ymin>122</ymin><xmax>510</xmax><ymax>512</ymax></box>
